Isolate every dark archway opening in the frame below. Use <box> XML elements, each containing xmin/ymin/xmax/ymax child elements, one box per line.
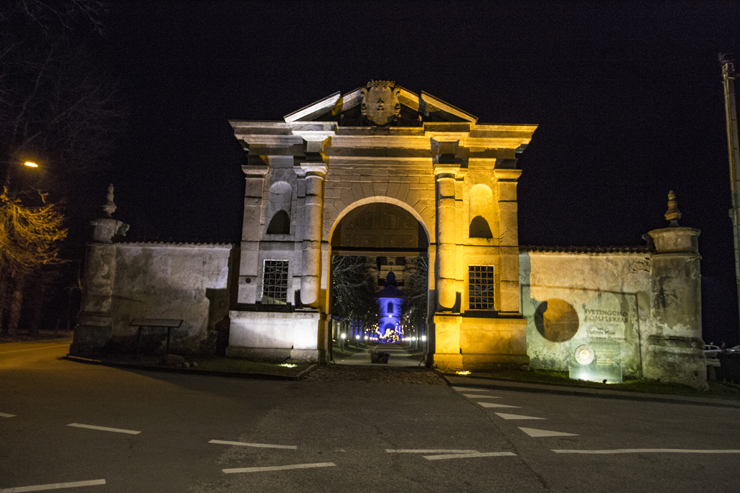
<box><xmin>328</xmin><ymin>203</ymin><xmax>430</xmax><ymax>367</ymax></box>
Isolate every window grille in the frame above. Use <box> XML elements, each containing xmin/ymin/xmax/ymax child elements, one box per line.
<box><xmin>262</xmin><ymin>260</ymin><xmax>289</xmax><ymax>304</ymax></box>
<box><xmin>469</xmin><ymin>265</ymin><xmax>495</xmax><ymax>310</ymax></box>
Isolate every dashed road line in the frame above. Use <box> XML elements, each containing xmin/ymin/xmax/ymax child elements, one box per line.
<box><xmin>0</xmin><ymin>412</ymin><xmax>16</xmax><ymax>418</ymax></box>
<box><xmin>386</xmin><ymin>449</ymin><xmax>478</xmax><ymax>454</ymax></box>
<box><xmin>495</xmin><ymin>413</ymin><xmax>545</xmax><ymax>420</ymax></box>
<box><xmin>209</xmin><ymin>439</ymin><xmax>297</xmax><ymax>450</ymax></box>
<box><xmin>462</xmin><ymin>394</ymin><xmax>501</xmax><ymax>399</ymax></box>
<box><xmin>67</xmin><ymin>423</ymin><xmax>140</xmax><ymax>435</ymax></box>
<box><xmin>0</xmin><ymin>478</ymin><xmax>105</xmax><ymax>492</ymax></box>
<box><xmin>424</xmin><ymin>452</ymin><xmax>517</xmax><ymax>461</ymax></box>
<box><xmin>223</xmin><ymin>462</ymin><xmax>336</xmax><ymax>474</ymax></box>
<box><xmin>519</xmin><ymin>427</ymin><xmax>578</xmax><ymax>438</ymax></box>
<box><xmin>477</xmin><ymin>402</ymin><xmax>520</xmax><ymax>408</ymax></box>
<box><xmin>553</xmin><ymin>448</ymin><xmax>740</xmax><ymax>455</ymax></box>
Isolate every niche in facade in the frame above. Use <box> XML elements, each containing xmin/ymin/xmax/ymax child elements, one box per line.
<box><xmin>469</xmin><ymin>215</ymin><xmax>493</xmax><ymax>238</ymax></box>
<box><xmin>266</xmin><ymin>181</ymin><xmax>293</xmax><ymax>235</ymax></box>
<box><xmin>267</xmin><ymin>210</ymin><xmax>291</xmax><ymax>234</ymax></box>
<box><xmin>469</xmin><ymin>184</ymin><xmax>494</xmax><ymax>239</ymax></box>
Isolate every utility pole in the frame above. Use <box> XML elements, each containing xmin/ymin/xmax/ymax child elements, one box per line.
<box><xmin>720</xmin><ymin>53</ymin><xmax>740</xmax><ymax>332</ymax></box>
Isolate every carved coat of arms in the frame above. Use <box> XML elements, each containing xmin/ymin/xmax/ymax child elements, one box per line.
<box><xmin>360</xmin><ymin>80</ymin><xmax>401</xmax><ymax>126</ymax></box>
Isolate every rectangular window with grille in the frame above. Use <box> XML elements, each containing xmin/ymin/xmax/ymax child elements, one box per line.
<box><xmin>469</xmin><ymin>265</ymin><xmax>495</xmax><ymax>310</ymax></box>
<box><xmin>262</xmin><ymin>260</ymin><xmax>289</xmax><ymax>305</ymax></box>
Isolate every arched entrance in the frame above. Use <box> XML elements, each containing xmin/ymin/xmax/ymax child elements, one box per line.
<box><xmin>327</xmin><ymin>202</ymin><xmax>431</xmax><ymax>366</ymax></box>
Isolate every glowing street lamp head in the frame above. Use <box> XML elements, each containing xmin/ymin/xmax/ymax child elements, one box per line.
<box><xmin>340</xmin><ymin>333</ymin><xmax>346</xmax><ymax>339</ymax></box>
<box><xmin>421</xmin><ymin>335</ymin><xmax>427</xmax><ymax>342</ymax></box>
<box><xmin>23</xmin><ymin>161</ymin><xmax>38</xmax><ymax>168</ymax></box>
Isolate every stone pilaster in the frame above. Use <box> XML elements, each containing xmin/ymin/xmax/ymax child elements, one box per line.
<box><xmin>433</xmin><ymin>163</ymin><xmax>463</xmax><ymax>370</ymax></box>
<box><xmin>434</xmin><ymin>167</ymin><xmax>459</xmax><ymax>311</ymax></box>
<box><xmin>299</xmin><ymin>164</ymin><xmax>326</xmax><ymax>306</ymax></box>
<box><xmin>237</xmin><ymin>164</ymin><xmax>268</xmax><ymax>304</ymax></box>
<box><xmin>493</xmin><ymin>168</ymin><xmax>522</xmax><ymax>313</ymax></box>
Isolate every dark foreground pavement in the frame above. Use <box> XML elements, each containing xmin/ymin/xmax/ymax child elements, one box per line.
<box><xmin>1</xmin><ymin>340</ymin><xmax>739</xmax><ymax>493</ymax></box>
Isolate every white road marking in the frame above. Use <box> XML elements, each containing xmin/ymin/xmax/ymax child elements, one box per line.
<box><xmin>495</xmin><ymin>413</ymin><xmax>546</xmax><ymax>420</ymax></box>
<box><xmin>477</xmin><ymin>402</ymin><xmax>520</xmax><ymax>408</ymax></box>
<box><xmin>67</xmin><ymin>423</ymin><xmax>140</xmax><ymax>435</ymax></box>
<box><xmin>209</xmin><ymin>439</ymin><xmax>297</xmax><ymax>450</ymax></box>
<box><xmin>0</xmin><ymin>344</ymin><xmax>70</xmax><ymax>355</ymax></box>
<box><xmin>462</xmin><ymin>394</ymin><xmax>501</xmax><ymax>399</ymax></box>
<box><xmin>386</xmin><ymin>449</ymin><xmax>478</xmax><ymax>454</ymax></box>
<box><xmin>223</xmin><ymin>462</ymin><xmax>336</xmax><ymax>474</ymax></box>
<box><xmin>519</xmin><ymin>427</ymin><xmax>578</xmax><ymax>438</ymax></box>
<box><xmin>553</xmin><ymin>448</ymin><xmax>740</xmax><ymax>455</ymax></box>
<box><xmin>451</xmin><ymin>387</ymin><xmax>488</xmax><ymax>392</ymax></box>
<box><xmin>0</xmin><ymin>478</ymin><xmax>105</xmax><ymax>492</ymax></box>
<box><xmin>424</xmin><ymin>452</ymin><xmax>517</xmax><ymax>461</ymax></box>
<box><xmin>0</xmin><ymin>412</ymin><xmax>16</xmax><ymax>418</ymax></box>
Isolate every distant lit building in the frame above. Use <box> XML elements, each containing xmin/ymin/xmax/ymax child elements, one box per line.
<box><xmin>376</xmin><ymin>272</ymin><xmax>402</xmax><ymax>341</ymax></box>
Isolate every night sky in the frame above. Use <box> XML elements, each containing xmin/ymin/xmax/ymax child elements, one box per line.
<box><xmin>98</xmin><ymin>1</ymin><xmax>740</xmax><ymax>344</ymax></box>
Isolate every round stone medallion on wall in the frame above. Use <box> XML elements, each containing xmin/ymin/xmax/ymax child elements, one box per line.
<box><xmin>534</xmin><ymin>299</ymin><xmax>580</xmax><ymax>343</ymax></box>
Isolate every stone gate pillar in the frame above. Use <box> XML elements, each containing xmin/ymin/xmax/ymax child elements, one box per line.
<box><xmin>644</xmin><ymin>191</ymin><xmax>705</xmax><ymax>389</ymax></box>
<box><xmin>71</xmin><ymin>185</ymin><xmax>128</xmax><ymax>356</ymax></box>
<box><xmin>300</xmin><ymin>164</ymin><xmax>326</xmax><ymax>306</ymax></box>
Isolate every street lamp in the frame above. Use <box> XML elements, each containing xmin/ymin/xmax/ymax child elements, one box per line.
<box><xmin>0</xmin><ymin>160</ymin><xmax>40</xmax><ymax>189</ymax></box>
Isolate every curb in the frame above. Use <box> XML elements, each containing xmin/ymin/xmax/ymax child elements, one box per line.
<box><xmin>435</xmin><ymin>371</ymin><xmax>740</xmax><ymax>408</ymax></box>
<box><xmin>62</xmin><ymin>355</ymin><xmax>318</xmax><ymax>381</ymax></box>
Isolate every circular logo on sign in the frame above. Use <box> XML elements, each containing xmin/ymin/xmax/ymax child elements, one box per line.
<box><xmin>575</xmin><ymin>345</ymin><xmax>595</xmax><ymax>365</ymax></box>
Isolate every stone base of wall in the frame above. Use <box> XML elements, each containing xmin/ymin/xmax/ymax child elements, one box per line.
<box><xmin>69</xmin><ymin>312</ymin><xmax>112</xmax><ymax>356</ymax></box>
<box><xmin>433</xmin><ymin>315</ymin><xmax>530</xmax><ymax>371</ymax></box>
<box><xmin>642</xmin><ymin>336</ymin><xmax>707</xmax><ymax>389</ymax></box>
<box><xmin>461</xmin><ymin>315</ymin><xmax>529</xmax><ymax>370</ymax></box>
<box><xmin>434</xmin><ymin>353</ymin><xmax>463</xmax><ymax>371</ymax></box>
<box><xmin>227</xmin><ymin>309</ymin><xmax>321</xmax><ymax>363</ymax></box>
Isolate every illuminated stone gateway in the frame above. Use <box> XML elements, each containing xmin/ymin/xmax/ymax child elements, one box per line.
<box><xmin>72</xmin><ymin>82</ymin><xmax>707</xmax><ymax>389</ymax></box>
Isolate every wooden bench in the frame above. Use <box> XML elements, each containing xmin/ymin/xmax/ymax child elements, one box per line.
<box><xmin>129</xmin><ymin>318</ymin><xmax>184</xmax><ymax>355</ymax></box>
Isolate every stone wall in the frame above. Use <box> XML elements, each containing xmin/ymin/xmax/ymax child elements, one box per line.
<box><xmin>73</xmin><ymin>242</ymin><xmax>235</xmax><ymax>356</ymax></box>
<box><xmin>520</xmin><ymin>249</ymin><xmax>652</xmax><ymax>377</ymax></box>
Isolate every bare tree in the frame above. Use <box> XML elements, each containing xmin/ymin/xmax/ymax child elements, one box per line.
<box><xmin>401</xmin><ymin>256</ymin><xmax>428</xmax><ymax>337</ymax></box>
<box><xmin>0</xmin><ymin>190</ymin><xmax>66</xmax><ymax>333</ymax></box>
<box><xmin>0</xmin><ymin>1</ymin><xmax>123</xmax><ymax>335</ymax></box>
<box><xmin>330</xmin><ymin>256</ymin><xmax>379</xmax><ymax>330</ymax></box>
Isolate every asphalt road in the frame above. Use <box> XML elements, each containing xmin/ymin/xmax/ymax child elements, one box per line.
<box><xmin>1</xmin><ymin>340</ymin><xmax>739</xmax><ymax>493</ymax></box>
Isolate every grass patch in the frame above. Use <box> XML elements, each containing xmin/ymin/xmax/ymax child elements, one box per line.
<box><xmin>454</xmin><ymin>368</ymin><xmax>740</xmax><ymax>400</ymax></box>
<box><xmin>187</xmin><ymin>357</ymin><xmax>311</xmax><ymax>376</ymax></box>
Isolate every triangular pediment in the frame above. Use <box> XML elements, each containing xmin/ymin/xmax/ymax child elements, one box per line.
<box><xmin>283</xmin><ymin>83</ymin><xmax>477</xmax><ymax>126</ymax></box>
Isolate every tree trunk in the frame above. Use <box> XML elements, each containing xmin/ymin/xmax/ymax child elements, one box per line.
<box><xmin>27</xmin><ymin>279</ymin><xmax>46</xmax><ymax>337</ymax></box>
<box><xmin>7</xmin><ymin>274</ymin><xmax>26</xmax><ymax>335</ymax></box>
<box><xmin>0</xmin><ymin>272</ymin><xmax>8</xmax><ymax>334</ymax></box>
